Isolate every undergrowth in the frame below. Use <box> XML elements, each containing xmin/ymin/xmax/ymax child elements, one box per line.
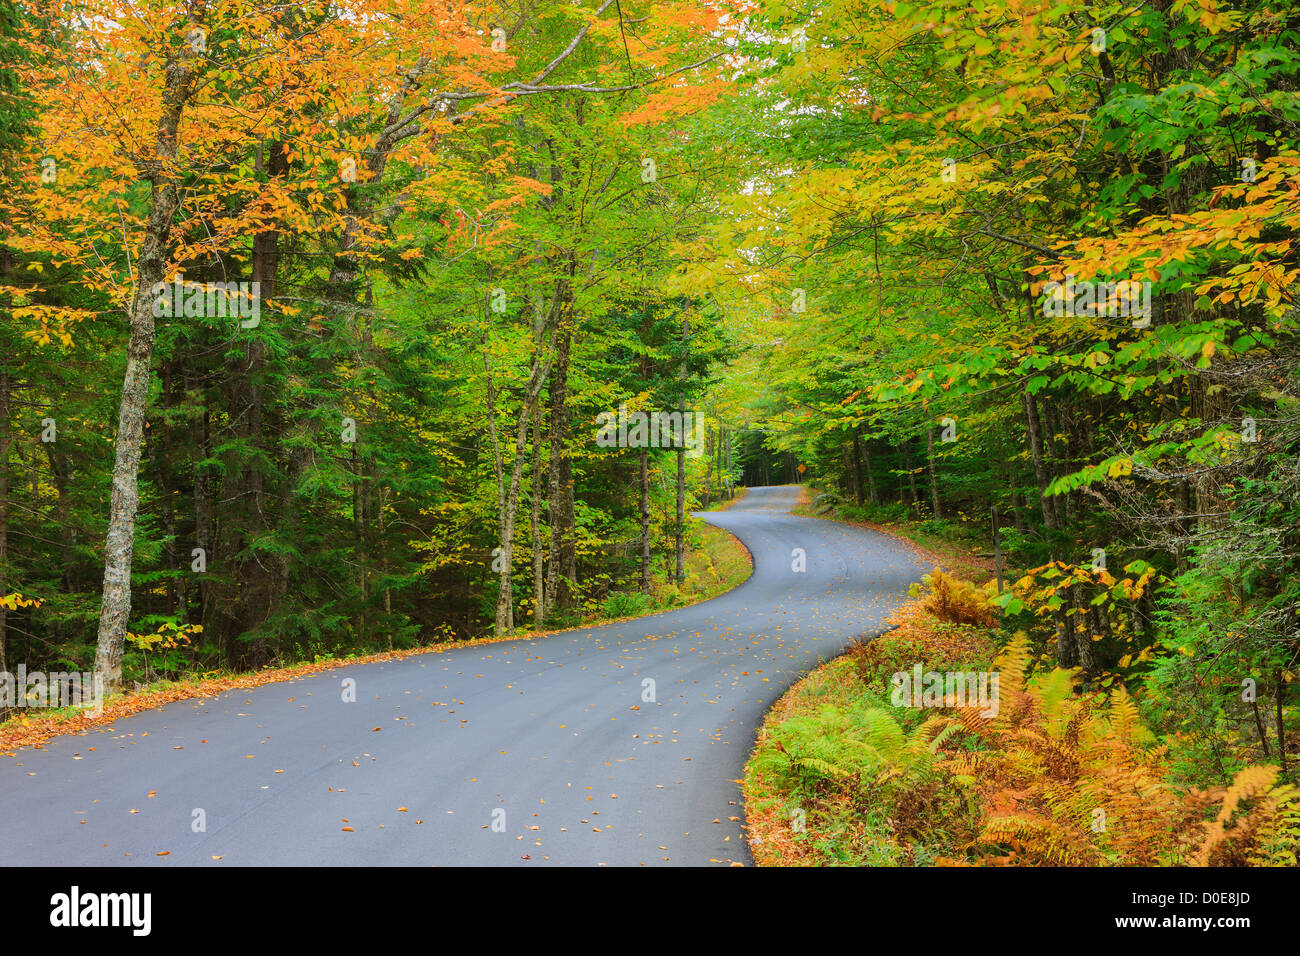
<box><xmin>745</xmin><ymin>569</ymin><xmax>1300</xmax><ymax>867</ymax></box>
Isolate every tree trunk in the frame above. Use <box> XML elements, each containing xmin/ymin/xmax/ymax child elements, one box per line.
<box><xmin>860</xmin><ymin>434</ymin><xmax>879</xmax><ymax>504</ymax></box>
<box><xmin>703</xmin><ymin>426</ymin><xmax>713</xmax><ymax>508</ymax></box>
<box><xmin>486</xmin><ymin>297</ymin><xmax>557</xmax><ymax>637</ymax></box>
<box><xmin>675</xmin><ymin>436</ymin><xmax>685</xmax><ymax>584</ymax></box>
<box><xmin>0</xmin><ymin>369</ymin><xmax>9</xmax><ymax>695</ymax></box>
<box><xmin>1276</xmin><ymin>670</ymin><xmax>1289</xmax><ymax>774</ymax></box>
<box><xmin>157</xmin><ymin>364</ymin><xmax>184</xmax><ymax>621</ymax></box>
<box><xmin>926</xmin><ymin>427</ymin><xmax>942</xmax><ymax>519</ymax></box>
<box><xmin>94</xmin><ymin>44</ymin><xmax>198</xmax><ymax>691</ymax></box>
<box><xmin>194</xmin><ymin>403</ymin><xmax>214</xmax><ymax>631</ymax></box>
<box><xmin>544</xmin><ymin>326</ymin><xmax>575</xmax><ymax>613</ymax></box>
<box><xmin>1011</xmin><ymin>488</ymin><xmax>1027</xmax><ymax>532</ymax></box>
<box><xmin>639</xmin><ymin>447</ymin><xmax>651</xmax><ymax>593</ymax></box>
<box><xmin>531</xmin><ymin>403</ymin><xmax>545</xmax><ymax>626</ymax></box>
<box><xmin>724</xmin><ymin>427</ymin><xmax>732</xmax><ymax>496</ymax></box>
<box><xmin>849</xmin><ymin>432</ymin><xmax>864</xmax><ymax>506</ymax></box>
<box><xmin>716</xmin><ymin>425</ymin><xmax>724</xmax><ymax>497</ymax></box>
<box><xmin>1022</xmin><ymin>388</ymin><xmax>1058</xmax><ymax>533</ymax></box>
<box><xmin>903</xmin><ymin>442</ymin><xmax>920</xmax><ymax>515</ymax></box>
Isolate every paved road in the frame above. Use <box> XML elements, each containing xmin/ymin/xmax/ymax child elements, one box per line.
<box><xmin>1</xmin><ymin>485</ymin><xmax>925</xmax><ymax>866</ymax></box>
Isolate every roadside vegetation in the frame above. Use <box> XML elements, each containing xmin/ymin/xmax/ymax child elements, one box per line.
<box><xmin>745</xmin><ymin>519</ymin><xmax>1300</xmax><ymax>866</ymax></box>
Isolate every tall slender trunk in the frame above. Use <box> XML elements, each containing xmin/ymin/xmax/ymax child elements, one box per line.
<box><xmin>926</xmin><ymin>427</ymin><xmax>942</xmax><ymax>519</ymax></box>
<box><xmin>703</xmin><ymin>426</ymin><xmax>713</xmax><ymax>508</ymax></box>
<box><xmin>860</xmin><ymin>434</ymin><xmax>879</xmax><ymax>504</ymax></box>
<box><xmin>724</xmin><ymin>427</ymin><xmax>732</xmax><ymax>496</ymax></box>
<box><xmin>226</xmin><ymin>138</ymin><xmax>285</xmax><ymax>661</ymax></box>
<box><xmin>194</xmin><ymin>402</ymin><xmax>214</xmax><ymax>630</ymax></box>
<box><xmin>1011</xmin><ymin>489</ymin><xmax>1027</xmax><ymax>531</ymax></box>
<box><xmin>379</xmin><ymin>486</ymin><xmax>391</xmax><ymax>648</ymax></box>
<box><xmin>639</xmin><ymin>447</ymin><xmax>651</xmax><ymax>593</ymax></box>
<box><xmin>94</xmin><ymin>43</ymin><xmax>198</xmax><ymax>691</ymax></box>
<box><xmin>0</xmin><ymin>244</ymin><xmax>12</xmax><ymax>695</ymax></box>
<box><xmin>849</xmin><ymin>433</ymin><xmax>864</xmax><ymax>506</ymax></box>
<box><xmin>1023</xmin><ymin>387</ymin><xmax>1074</xmax><ymax>664</ymax></box>
<box><xmin>157</xmin><ymin>364</ymin><xmax>184</xmax><ymax>621</ymax></box>
<box><xmin>531</xmin><ymin>404</ymin><xmax>545</xmax><ymax>626</ymax></box>
<box><xmin>352</xmin><ymin>442</ymin><xmax>369</xmax><ymax>648</ymax></box>
<box><xmin>674</xmin><ymin>432</ymin><xmax>685</xmax><ymax>584</ymax></box>
<box><xmin>1072</xmin><ymin>584</ymin><xmax>1095</xmax><ymax>672</ymax></box>
<box><xmin>1276</xmin><ymin>671</ymin><xmax>1289</xmax><ymax>775</ymax></box>
<box><xmin>903</xmin><ymin>442</ymin><xmax>920</xmax><ymax>515</ymax></box>
<box><xmin>716</xmin><ymin>425</ymin><xmax>725</xmax><ymax>496</ymax></box>
<box><xmin>673</xmin><ymin>315</ymin><xmax>689</xmax><ymax>582</ymax></box>
<box><xmin>1023</xmin><ymin>388</ymin><xmax>1057</xmax><ymax>532</ymax></box>
<box><xmin>487</xmin><ymin>297</ymin><xmax>557</xmax><ymax>636</ymax></box>
<box><xmin>0</xmin><ymin>369</ymin><xmax>9</xmax><ymax>692</ymax></box>
<box><xmin>544</xmin><ymin>326</ymin><xmax>575</xmax><ymax>613</ymax></box>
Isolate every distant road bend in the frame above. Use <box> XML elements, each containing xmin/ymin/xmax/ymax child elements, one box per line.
<box><xmin>1</xmin><ymin>485</ymin><xmax>926</xmax><ymax>866</ymax></box>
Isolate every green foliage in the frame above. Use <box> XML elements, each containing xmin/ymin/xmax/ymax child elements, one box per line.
<box><xmin>601</xmin><ymin>591</ymin><xmax>651</xmax><ymax>619</ymax></box>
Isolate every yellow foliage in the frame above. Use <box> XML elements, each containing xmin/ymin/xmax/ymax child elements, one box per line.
<box><xmin>919</xmin><ymin>567</ymin><xmax>998</xmax><ymax>627</ymax></box>
<box><xmin>0</xmin><ymin>592</ymin><xmax>42</xmax><ymax>611</ymax></box>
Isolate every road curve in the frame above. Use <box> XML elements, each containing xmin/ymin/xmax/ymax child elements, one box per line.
<box><xmin>0</xmin><ymin>485</ymin><xmax>926</xmax><ymax>867</ymax></box>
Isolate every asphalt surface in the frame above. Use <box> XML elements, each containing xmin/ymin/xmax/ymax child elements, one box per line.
<box><xmin>1</xmin><ymin>484</ymin><xmax>926</xmax><ymax>866</ymax></box>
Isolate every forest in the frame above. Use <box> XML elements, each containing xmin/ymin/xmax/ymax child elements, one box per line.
<box><xmin>1</xmin><ymin>0</ymin><xmax>1298</xmax><ymax>867</ymax></box>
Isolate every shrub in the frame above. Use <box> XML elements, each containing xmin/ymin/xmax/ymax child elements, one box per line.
<box><xmin>601</xmin><ymin>590</ymin><xmax>651</xmax><ymax>618</ymax></box>
<box><xmin>916</xmin><ymin>568</ymin><xmax>998</xmax><ymax>627</ymax></box>
<box><xmin>851</xmin><ymin>631</ymin><xmax>929</xmax><ymax>693</ymax></box>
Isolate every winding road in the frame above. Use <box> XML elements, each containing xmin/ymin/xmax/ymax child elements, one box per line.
<box><xmin>1</xmin><ymin>485</ymin><xmax>926</xmax><ymax>867</ymax></box>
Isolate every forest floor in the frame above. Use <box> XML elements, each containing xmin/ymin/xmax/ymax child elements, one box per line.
<box><xmin>0</xmin><ymin>513</ymin><xmax>752</xmax><ymax>755</ymax></box>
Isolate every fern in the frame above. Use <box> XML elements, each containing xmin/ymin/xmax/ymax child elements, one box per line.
<box><xmin>1194</xmin><ymin>765</ymin><xmax>1286</xmax><ymax>866</ymax></box>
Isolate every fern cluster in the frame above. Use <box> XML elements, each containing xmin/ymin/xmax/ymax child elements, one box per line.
<box><xmin>748</xmin><ymin>582</ymin><xmax>1296</xmax><ymax>867</ymax></box>
<box><xmin>916</xmin><ymin>568</ymin><xmax>998</xmax><ymax>628</ymax></box>
<box><xmin>749</xmin><ymin>693</ymin><xmax>979</xmax><ymax>855</ymax></box>
<box><xmin>932</xmin><ymin>635</ymin><xmax>1296</xmax><ymax>866</ymax></box>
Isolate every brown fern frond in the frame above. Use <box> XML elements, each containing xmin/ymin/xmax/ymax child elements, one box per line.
<box><xmin>1193</xmin><ymin>765</ymin><xmax>1282</xmax><ymax>866</ymax></box>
